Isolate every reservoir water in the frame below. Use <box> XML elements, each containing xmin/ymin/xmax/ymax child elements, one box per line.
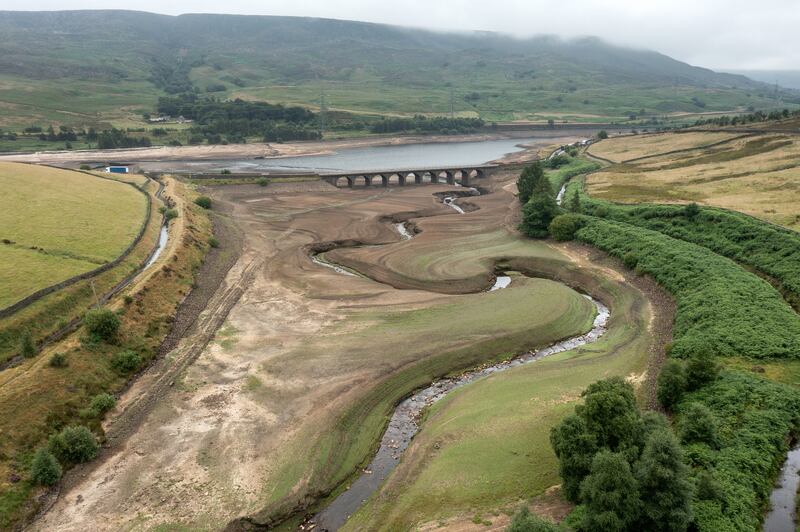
<box><xmin>139</xmin><ymin>137</ymin><xmax>547</xmax><ymax>174</ymax></box>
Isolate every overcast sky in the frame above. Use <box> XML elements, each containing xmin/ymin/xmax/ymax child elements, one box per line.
<box><xmin>6</xmin><ymin>0</ymin><xmax>799</xmax><ymax>70</ymax></box>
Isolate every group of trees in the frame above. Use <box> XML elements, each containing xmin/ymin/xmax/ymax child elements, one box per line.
<box><xmin>157</xmin><ymin>94</ymin><xmax>322</xmax><ymax>143</ymax></box>
<box><xmin>550</xmin><ymin>378</ymin><xmax>694</xmax><ymax>531</ymax></box>
<box><xmin>693</xmin><ymin>107</ymin><xmax>799</xmax><ymax>128</ymax></box>
<box><xmin>515</xmin><ymin>158</ymin><xmax>800</xmax><ymax>530</ymax></box>
<box><xmin>369</xmin><ymin>115</ymin><xmax>485</xmax><ymax>135</ymax></box>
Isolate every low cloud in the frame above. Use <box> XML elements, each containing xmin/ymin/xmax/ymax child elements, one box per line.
<box><xmin>10</xmin><ymin>0</ymin><xmax>799</xmax><ymax>70</ymax></box>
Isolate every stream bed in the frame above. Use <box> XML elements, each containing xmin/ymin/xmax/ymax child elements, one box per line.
<box><xmin>764</xmin><ymin>443</ymin><xmax>800</xmax><ymax>531</ymax></box>
<box><xmin>309</xmin><ymin>294</ymin><xmax>610</xmax><ymax>531</ymax></box>
<box><xmin>144</xmin><ymin>224</ymin><xmax>169</xmax><ymax>268</ymax></box>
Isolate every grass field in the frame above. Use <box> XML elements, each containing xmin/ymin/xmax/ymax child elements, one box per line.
<box><xmin>342</xmin><ymin>252</ymin><xmax>656</xmax><ymax>530</ymax></box>
<box><xmin>586</xmin><ymin>132</ymin><xmax>800</xmax><ymax>228</ymax></box>
<box><xmin>587</xmin><ymin>131</ymin><xmax>742</xmax><ymax>162</ymax></box>
<box><xmin>0</xmin><ymin>163</ymin><xmax>147</xmax><ymax>308</ymax></box>
<box><xmin>0</xmin><ymin>179</ymin><xmax>212</xmax><ymax>529</ymax></box>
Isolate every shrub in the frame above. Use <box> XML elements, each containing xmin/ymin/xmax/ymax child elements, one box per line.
<box><xmin>678</xmin><ymin>403</ymin><xmax>718</xmax><ymax>447</ymax></box>
<box><xmin>684</xmin><ymin>203</ymin><xmax>700</xmax><ymax>218</ymax></box>
<box><xmin>549</xmin><ymin>214</ymin><xmax>584</xmax><ymax>241</ymax></box>
<box><xmin>507</xmin><ymin>507</ymin><xmax>559</xmax><ymax>532</ymax></box>
<box><xmin>29</xmin><ymin>448</ymin><xmax>62</xmax><ymax>486</ymax></box>
<box><xmin>83</xmin><ymin>308</ymin><xmax>120</xmax><ymax>342</ymax></box>
<box><xmin>220</xmin><ymin>169</ymin><xmax>231</xmax><ymax>175</ymax></box>
<box><xmin>48</xmin><ymin>352</ymin><xmax>68</xmax><ymax>368</ymax></box>
<box><xmin>657</xmin><ymin>360</ymin><xmax>687</xmax><ymax>410</ymax></box>
<box><xmin>194</xmin><ymin>196</ymin><xmax>212</xmax><ymax>209</ymax></box>
<box><xmin>686</xmin><ymin>353</ymin><xmax>719</xmax><ymax>390</ymax></box>
<box><xmin>208</xmin><ymin>236</ymin><xmax>220</xmax><ymax>248</ymax></box>
<box><xmin>20</xmin><ymin>331</ymin><xmax>36</xmax><ymax>358</ymax></box>
<box><xmin>89</xmin><ymin>393</ymin><xmax>116</xmax><ymax>415</ymax></box>
<box><xmin>597</xmin><ymin>130</ymin><xmax>609</xmax><ymax>139</ymax></box>
<box><xmin>110</xmin><ymin>350</ymin><xmax>142</xmax><ymax>374</ymax></box>
<box><xmin>48</xmin><ymin>425</ymin><xmax>98</xmax><ymax>464</ymax></box>
<box><xmin>79</xmin><ymin>164</ymin><xmax>90</xmax><ymax>170</ymax></box>
<box><xmin>257</xmin><ymin>177</ymin><xmax>270</xmax><ymax>187</ymax></box>
<box><xmin>164</xmin><ymin>208</ymin><xmax>179</xmax><ymax>221</ymax></box>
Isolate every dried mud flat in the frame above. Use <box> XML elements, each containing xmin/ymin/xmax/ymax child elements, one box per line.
<box><xmin>32</xmin><ymin>168</ymin><xmax>657</xmax><ymax>531</ymax></box>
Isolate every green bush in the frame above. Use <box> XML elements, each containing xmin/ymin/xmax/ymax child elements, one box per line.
<box><xmin>48</xmin><ymin>352</ymin><xmax>68</xmax><ymax>368</ymax></box>
<box><xmin>164</xmin><ymin>208</ymin><xmax>179</xmax><ymax>221</ymax></box>
<box><xmin>29</xmin><ymin>448</ymin><xmax>62</xmax><ymax>485</ymax></box>
<box><xmin>79</xmin><ymin>164</ymin><xmax>91</xmax><ymax>170</ymax></box>
<box><xmin>686</xmin><ymin>354</ymin><xmax>719</xmax><ymax>390</ymax></box>
<box><xmin>657</xmin><ymin>360</ymin><xmax>687</xmax><ymax>409</ymax></box>
<box><xmin>220</xmin><ymin>169</ymin><xmax>231</xmax><ymax>175</ymax></box>
<box><xmin>48</xmin><ymin>425</ymin><xmax>98</xmax><ymax>464</ymax></box>
<box><xmin>549</xmin><ymin>214</ymin><xmax>584</xmax><ymax>241</ymax></box>
<box><xmin>110</xmin><ymin>350</ymin><xmax>142</xmax><ymax>374</ymax></box>
<box><xmin>20</xmin><ymin>331</ymin><xmax>36</xmax><ymax>358</ymax></box>
<box><xmin>194</xmin><ymin>196</ymin><xmax>212</xmax><ymax>209</ymax></box>
<box><xmin>208</xmin><ymin>236</ymin><xmax>220</xmax><ymax>248</ymax></box>
<box><xmin>507</xmin><ymin>507</ymin><xmax>559</xmax><ymax>532</ymax></box>
<box><xmin>83</xmin><ymin>308</ymin><xmax>120</xmax><ymax>343</ymax></box>
<box><xmin>678</xmin><ymin>403</ymin><xmax>718</xmax><ymax>447</ymax></box>
<box><xmin>257</xmin><ymin>177</ymin><xmax>270</xmax><ymax>187</ymax></box>
<box><xmin>574</xmin><ymin>217</ymin><xmax>800</xmax><ymax>359</ymax></box>
<box><xmin>89</xmin><ymin>393</ymin><xmax>116</xmax><ymax>415</ymax></box>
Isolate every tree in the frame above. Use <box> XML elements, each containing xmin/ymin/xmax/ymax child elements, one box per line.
<box><xmin>520</xmin><ymin>193</ymin><xmax>559</xmax><ymax>238</ymax></box>
<box><xmin>579</xmin><ymin>451</ymin><xmax>641</xmax><ymax>532</ymax></box>
<box><xmin>517</xmin><ymin>162</ymin><xmax>545</xmax><ymax>204</ymax></box>
<box><xmin>508</xmin><ymin>507</ymin><xmax>559</xmax><ymax>532</ymax></box>
<box><xmin>597</xmin><ymin>130</ymin><xmax>609</xmax><ymax>139</ymax></box>
<box><xmin>577</xmin><ymin>377</ymin><xmax>642</xmax><ymax>453</ymax></box>
<box><xmin>635</xmin><ymin>430</ymin><xmax>694</xmax><ymax>531</ymax></box>
<box><xmin>686</xmin><ymin>353</ymin><xmax>718</xmax><ymax>390</ymax></box>
<box><xmin>569</xmin><ymin>190</ymin><xmax>581</xmax><ymax>213</ymax></box>
<box><xmin>29</xmin><ymin>448</ymin><xmax>62</xmax><ymax>486</ymax></box>
<box><xmin>549</xmin><ymin>214</ymin><xmax>584</xmax><ymax>241</ymax></box>
<box><xmin>550</xmin><ymin>414</ymin><xmax>598</xmax><ymax>502</ymax></box>
<box><xmin>678</xmin><ymin>402</ymin><xmax>719</xmax><ymax>447</ymax></box>
<box><xmin>83</xmin><ymin>308</ymin><xmax>120</xmax><ymax>343</ymax></box>
<box><xmin>48</xmin><ymin>425</ymin><xmax>98</xmax><ymax>464</ymax></box>
<box><xmin>657</xmin><ymin>359</ymin><xmax>687</xmax><ymax>410</ymax></box>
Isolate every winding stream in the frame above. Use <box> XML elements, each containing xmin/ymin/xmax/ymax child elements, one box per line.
<box><xmin>144</xmin><ymin>224</ymin><xmax>169</xmax><ymax>268</ymax></box>
<box><xmin>310</xmin><ymin>295</ymin><xmax>609</xmax><ymax>531</ymax></box>
<box><xmin>302</xmin><ymin>177</ymin><xmax>608</xmax><ymax>531</ymax></box>
<box><xmin>764</xmin><ymin>443</ymin><xmax>800</xmax><ymax>531</ymax></box>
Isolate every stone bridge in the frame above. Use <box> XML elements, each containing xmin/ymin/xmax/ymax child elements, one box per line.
<box><xmin>320</xmin><ymin>165</ymin><xmax>498</xmax><ymax>188</ymax></box>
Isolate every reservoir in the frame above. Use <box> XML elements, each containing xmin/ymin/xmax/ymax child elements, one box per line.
<box><xmin>137</xmin><ymin>136</ymin><xmax>580</xmax><ymax>174</ymax></box>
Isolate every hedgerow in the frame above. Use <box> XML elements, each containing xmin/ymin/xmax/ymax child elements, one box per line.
<box><xmin>574</xmin><ymin>217</ymin><xmax>800</xmax><ymax>359</ymax></box>
<box><xmin>573</xmin><ymin>189</ymin><xmax>800</xmax><ymax>307</ymax></box>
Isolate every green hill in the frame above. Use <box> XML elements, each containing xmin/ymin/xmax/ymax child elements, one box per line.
<box><xmin>0</xmin><ymin>10</ymin><xmax>796</xmax><ymax>131</ymax></box>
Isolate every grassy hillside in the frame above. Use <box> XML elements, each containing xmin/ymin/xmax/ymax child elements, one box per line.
<box><xmin>0</xmin><ymin>10</ymin><xmax>796</xmax><ymax>134</ymax></box>
<box><xmin>0</xmin><ymin>163</ymin><xmax>147</xmax><ymax>308</ymax></box>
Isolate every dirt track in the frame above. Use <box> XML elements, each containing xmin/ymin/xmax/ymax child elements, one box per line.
<box><xmin>32</xmin><ymin>167</ymin><xmax>665</xmax><ymax>531</ymax></box>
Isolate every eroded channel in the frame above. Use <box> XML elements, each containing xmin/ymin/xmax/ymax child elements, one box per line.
<box><xmin>309</xmin><ymin>294</ymin><xmax>609</xmax><ymax>531</ymax></box>
<box><xmin>764</xmin><ymin>443</ymin><xmax>800</xmax><ymax>531</ymax></box>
